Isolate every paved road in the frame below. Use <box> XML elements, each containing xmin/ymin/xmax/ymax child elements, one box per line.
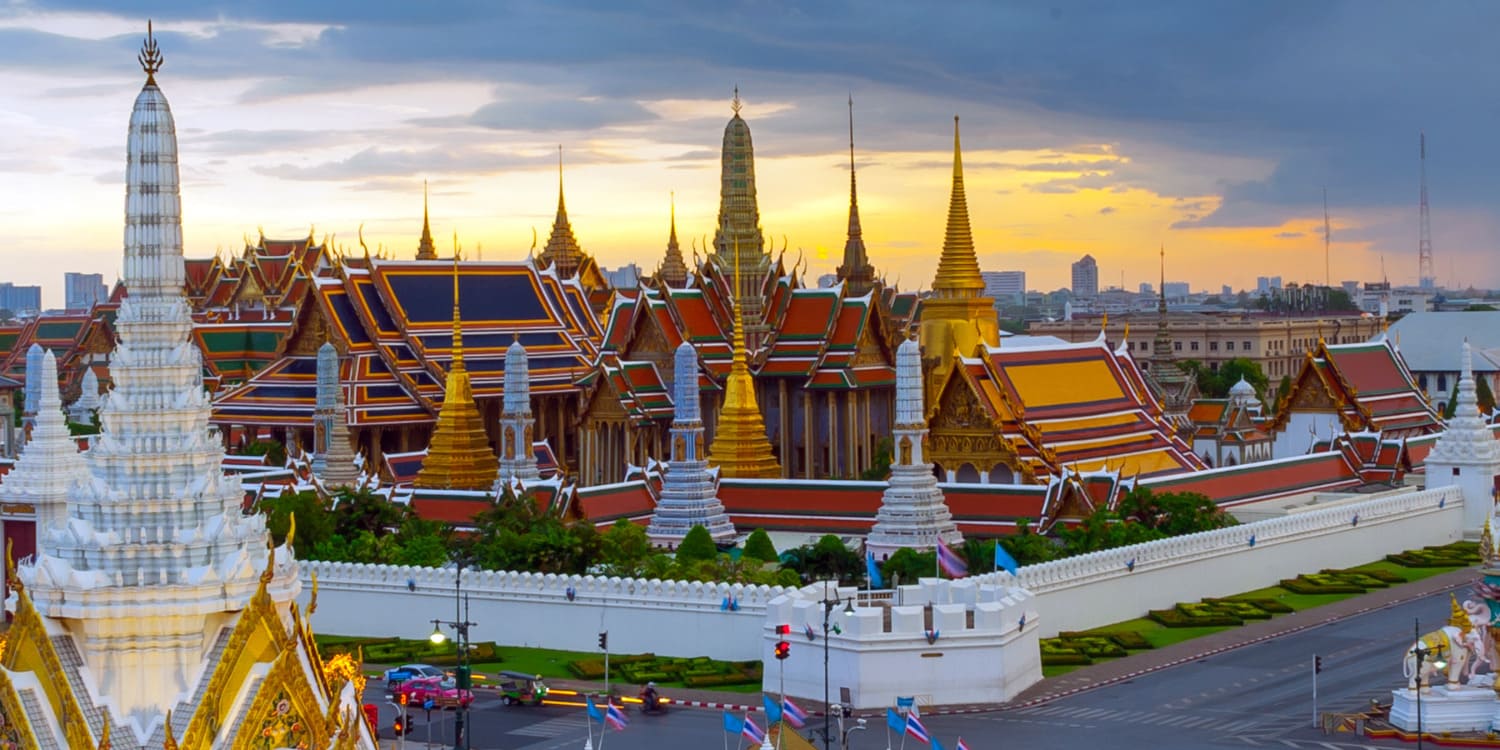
<box><xmin>374</xmin><ymin>580</ymin><xmax>1471</xmax><ymax>749</ymax></box>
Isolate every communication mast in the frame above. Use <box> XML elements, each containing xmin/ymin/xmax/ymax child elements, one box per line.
<box><xmin>1418</xmin><ymin>132</ymin><xmax>1435</xmax><ymax>289</ymax></box>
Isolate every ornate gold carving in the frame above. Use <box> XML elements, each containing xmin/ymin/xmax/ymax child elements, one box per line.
<box><xmin>2</xmin><ymin>591</ymin><xmax>93</xmax><ymax>750</ymax></box>
<box><xmin>673</xmin><ymin>434</ymin><xmax>686</xmax><ymax>462</ymax></box>
<box><xmin>503</xmin><ymin>426</ymin><xmax>516</xmax><ymax>460</ymax></box>
<box><xmin>180</xmin><ymin>579</ymin><xmax>295</xmax><ymax>749</ymax></box>
<box><xmin>0</xmin><ymin>669</ymin><xmax>42</xmax><ymax>750</ymax></box>
<box><xmin>898</xmin><ymin>436</ymin><xmax>912</xmax><ymax>465</ymax></box>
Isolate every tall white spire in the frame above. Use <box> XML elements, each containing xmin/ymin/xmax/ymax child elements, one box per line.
<box><xmin>647</xmin><ymin>341</ymin><xmax>736</xmax><ymax>545</ymax></box>
<box><xmin>313</xmin><ymin>341</ymin><xmax>359</xmax><ymax>487</ymax></box>
<box><xmin>69</xmin><ymin>366</ymin><xmax>102</xmax><ymax>424</ymax></box>
<box><xmin>0</xmin><ymin>350</ymin><xmax>87</xmax><ymax>536</ymax></box>
<box><xmin>1427</xmin><ymin>340</ymin><xmax>1500</xmax><ymax>537</ymax></box>
<box><xmin>867</xmin><ymin>336</ymin><xmax>963</xmax><ymax>559</ymax></box>
<box><xmin>22</xmin><ymin>342</ymin><xmax>43</xmax><ymax>427</ymax></box>
<box><xmin>17</xmin><ymin>40</ymin><xmax>295</xmax><ymax>730</ymax></box>
<box><xmin>496</xmin><ymin>336</ymin><xmax>541</xmax><ymax>487</ymax></box>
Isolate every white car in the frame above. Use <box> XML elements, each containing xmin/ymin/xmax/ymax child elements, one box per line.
<box><xmin>384</xmin><ymin>663</ymin><xmax>447</xmax><ymax>689</ymax></box>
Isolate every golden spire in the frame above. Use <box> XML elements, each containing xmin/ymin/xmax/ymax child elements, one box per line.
<box><xmin>416</xmin><ymin>180</ymin><xmax>437</xmax><ymax>260</ymax></box>
<box><xmin>658</xmin><ymin>191</ymin><xmax>688</xmax><ymax>287</ymax></box>
<box><xmin>706</xmin><ymin>238</ymin><xmax>781</xmax><ymax>478</ymax></box>
<box><xmin>539</xmin><ymin>145</ymin><xmax>585</xmax><ymax>278</ymax></box>
<box><xmin>1451</xmin><ymin>593</ymin><xmax>1472</xmax><ymax>633</ymax></box>
<box><xmin>732</xmin><ymin>85</ymin><xmax>742</xmax><ymax>116</ymax></box>
<box><xmin>929</xmin><ymin>116</ymin><xmax>986</xmax><ymax>297</ymax></box>
<box><xmin>1482</xmin><ymin>516</ymin><xmax>1496</xmax><ymax>565</ymax></box>
<box><xmin>139</xmin><ymin>20</ymin><xmax>163</xmax><ymax>86</ymax></box>
<box><xmin>414</xmin><ymin>256</ymin><xmax>498</xmax><ymax>490</ymax></box>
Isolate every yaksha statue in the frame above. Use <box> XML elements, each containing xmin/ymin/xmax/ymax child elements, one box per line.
<box><xmin>1404</xmin><ymin>594</ymin><xmax>1492</xmax><ymax>690</ymax></box>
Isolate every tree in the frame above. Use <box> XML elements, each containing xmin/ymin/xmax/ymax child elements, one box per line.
<box><xmin>1117</xmin><ymin>487</ymin><xmax>1235</xmax><ymax>536</ymax></box>
<box><xmin>257</xmin><ymin>489</ymin><xmax>336</xmax><ymax>550</ymax></box>
<box><xmin>999</xmin><ymin>519</ymin><xmax>1061</xmax><ymax>566</ymax></box>
<box><xmin>600</xmin><ymin>519</ymin><xmax>653</xmax><ymax>576</ymax></box>
<box><xmin>1446</xmin><ymin>382</ymin><xmax>1460</xmax><ymax>419</ymax></box>
<box><xmin>330</xmin><ymin>488</ymin><xmax>404</xmax><ymax>538</ymax></box>
<box><xmin>675</xmin><ymin>525</ymin><xmax>718</xmax><ymax>565</ymax></box>
<box><xmin>742</xmin><ymin>528</ymin><xmax>778</xmax><ymax>563</ymax></box>
<box><xmin>780</xmin><ymin>535</ymin><xmax>864</xmax><ymax>585</ymax></box>
<box><xmin>1478</xmin><ymin>375</ymin><xmax>1497</xmax><ymax>414</ymax></box>
<box><xmin>1058</xmin><ymin>508</ymin><xmax>1164</xmax><ymax>556</ymax></box>
<box><xmin>880</xmin><ymin>547</ymin><xmax>935</xmax><ymax>585</ymax></box>
<box><xmin>859</xmin><ymin>438</ymin><xmax>894</xmax><ymax>481</ymax></box>
<box><xmin>1273</xmin><ymin>374</ymin><xmax>1293</xmax><ymax>412</ymax></box>
<box><xmin>1216</xmin><ymin>359</ymin><xmax>1269</xmax><ymax>400</ymax></box>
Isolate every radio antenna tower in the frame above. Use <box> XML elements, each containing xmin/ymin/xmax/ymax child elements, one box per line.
<box><xmin>1418</xmin><ymin>131</ymin><xmax>1435</xmax><ymax>289</ymax></box>
<box><xmin>1323</xmin><ymin>187</ymin><xmax>1331</xmax><ymax>287</ymax></box>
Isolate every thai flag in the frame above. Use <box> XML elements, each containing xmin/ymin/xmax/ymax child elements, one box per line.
<box><xmin>937</xmin><ymin>542</ymin><xmax>968</xmax><ymax>579</ymax></box>
<box><xmin>742</xmin><ymin>714</ymin><xmax>765</xmax><ymax>744</ymax></box>
<box><xmin>605</xmin><ymin>702</ymin><xmax>629</xmax><ymax>731</ymax></box>
<box><xmin>804</xmin><ymin>622</ymin><xmax>817</xmax><ymax>641</ymax></box>
<box><xmin>956</xmin><ymin>739</ymin><xmax>971</xmax><ymax>750</ymax></box>
<box><xmin>781</xmin><ymin>697</ymin><xmax>808</xmax><ymax>728</ymax></box>
<box><xmin>905</xmin><ymin>711</ymin><xmax>932</xmax><ymax>744</ymax></box>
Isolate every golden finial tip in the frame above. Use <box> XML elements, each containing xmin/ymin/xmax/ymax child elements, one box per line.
<box><xmin>139</xmin><ymin>20</ymin><xmax>163</xmax><ymax>84</ymax></box>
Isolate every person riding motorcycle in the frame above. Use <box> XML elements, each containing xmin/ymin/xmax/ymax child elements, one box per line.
<box><xmin>640</xmin><ymin>682</ymin><xmax>661</xmax><ymax>712</ymax></box>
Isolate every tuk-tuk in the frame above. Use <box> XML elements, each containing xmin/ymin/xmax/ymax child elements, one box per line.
<box><xmin>497</xmin><ymin>671</ymin><xmax>549</xmax><ymax>706</ymax></box>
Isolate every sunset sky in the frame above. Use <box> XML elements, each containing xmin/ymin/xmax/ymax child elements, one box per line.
<box><xmin>3</xmin><ymin>1</ymin><xmax>1499</xmax><ymax>308</ymax></box>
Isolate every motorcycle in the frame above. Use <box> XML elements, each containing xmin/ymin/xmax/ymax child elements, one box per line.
<box><xmin>638</xmin><ymin>688</ymin><xmax>669</xmax><ymax>714</ymax></box>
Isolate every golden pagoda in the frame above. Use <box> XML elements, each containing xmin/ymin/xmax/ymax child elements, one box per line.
<box><xmin>706</xmin><ymin>244</ymin><xmax>782</xmax><ymax>478</ymax></box>
<box><xmin>918</xmin><ymin>116</ymin><xmax>999</xmax><ymax>400</ymax></box>
<box><xmin>415</xmin><ymin>180</ymin><xmax>437</xmax><ymax>260</ymax></box>
<box><xmin>414</xmin><ymin>257</ymin><xmax>499</xmax><ymax>490</ymax></box>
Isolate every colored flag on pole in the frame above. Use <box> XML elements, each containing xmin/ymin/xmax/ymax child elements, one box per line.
<box><xmin>956</xmin><ymin>738</ymin><xmax>971</xmax><ymax>750</ymax></box>
<box><xmin>586</xmin><ymin>695</ymin><xmax>603</xmax><ymax>722</ymax></box>
<box><xmin>605</xmin><ymin>702</ymin><xmax>629</xmax><ymax>731</ymax></box>
<box><xmin>866</xmin><ymin>550</ymin><xmax>885</xmax><ymax>588</ymax></box>
<box><xmin>761</xmin><ymin>694</ymin><xmax>783</xmax><ymax>724</ymax></box>
<box><xmin>782</xmin><ymin>697</ymin><xmax>809</xmax><ymax>728</ymax></box>
<box><xmin>886</xmin><ymin>708</ymin><xmax>905</xmax><ymax>733</ymax></box>
<box><xmin>994</xmin><ymin>542</ymin><xmax>1019</xmax><ymax>575</ymax></box>
<box><xmin>905</xmin><ymin>712</ymin><xmax>932</xmax><ymax>744</ymax></box>
<box><xmin>723</xmin><ymin>711</ymin><xmax>745</xmax><ymax>735</ymax></box>
<box><xmin>937</xmin><ymin>541</ymin><xmax>968</xmax><ymax>579</ymax></box>
<box><xmin>742</xmin><ymin>714</ymin><xmax>766</xmax><ymax>743</ymax></box>
<box><xmin>804</xmin><ymin>622</ymin><xmax>817</xmax><ymax>641</ymax></box>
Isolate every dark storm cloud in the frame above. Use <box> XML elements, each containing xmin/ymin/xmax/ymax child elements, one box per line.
<box><xmin>16</xmin><ymin>0</ymin><xmax>1500</xmax><ymax>227</ymax></box>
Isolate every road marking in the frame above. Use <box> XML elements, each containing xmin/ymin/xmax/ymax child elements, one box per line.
<box><xmin>508</xmin><ymin>716</ymin><xmax>588</xmax><ymax>738</ymax></box>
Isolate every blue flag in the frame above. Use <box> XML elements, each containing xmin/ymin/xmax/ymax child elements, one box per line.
<box><xmin>723</xmin><ymin>711</ymin><xmax>745</xmax><ymax>735</ymax></box>
<box><xmin>762</xmin><ymin>694</ymin><xmax>783</xmax><ymax>724</ymax></box>
<box><xmin>886</xmin><ymin>708</ymin><xmax>905</xmax><ymax>733</ymax></box>
<box><xmin>994</xmin><ymin>542</ymin><xmax>1019</xmax><ymax>575</ymax></box>
<box><xmin>866</xmin><ymin>550</ymin><xmax>884</xmax><ymax>589</ymax></box>
<box><xmin>586</xmin><ymin>695</ymin><xmax>603</xmax><ymax>722</ymax></box>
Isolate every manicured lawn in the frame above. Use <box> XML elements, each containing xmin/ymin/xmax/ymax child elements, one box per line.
<box><xmin>1039</xmin><ymin>544</ymin><xmax>1475</xmax><ymax>679</ymax></box>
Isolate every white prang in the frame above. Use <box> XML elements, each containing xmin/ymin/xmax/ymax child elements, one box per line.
<box><xmin>496</xmin><ymin>337</ymin><xmax>542</xmax><ymax>488</ymax></box>
<box><xmin>1427</xmin><ymin>341</ymin><xmax>1500</xmax><ymax>536</ymax></box>
<box><xmin>0</xmin><ymin>350</ymin><xmax>87</xmax><ymax>535</ymax></box>
<box><xmin>22</xmin><ymin>343</ymin><xmax>43</xmax><ymax>421</ymax></box>
<box><xmin>313</xmin><ymin>341</ymin><xmax>359</xmax><ymax>487</ymax></box>
<box><xmin>866</xmin><ymin>336</ymin><xmax>962</xmax><ymax>559</ymax></box>
<box><xmin>68</xmin><ymin>366</ymin><xmax>102</xmax><ymax>424</ymax></box>
<box><xmin>647</xmin><ymin>341</ymin><xmax>736</xmax><ymax>544</ymax></box>
<box><xmin>15</xmin><ymin>72</ymin><xmax>298</xmax><ymax>730</ymax></box>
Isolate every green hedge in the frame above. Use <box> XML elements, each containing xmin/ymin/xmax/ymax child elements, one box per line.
<box><xmin>1278</xmin><ymin>577</ymin><xmax>1366</xmax><ymax>595</ymax></box>
<box><xmin>1230</xmin><ymin>597</ymin><xmax>1293</xmax><ymax>614</ymax></box>
<box><xmin>1148</xmin><ymin>608</ymin><xmax>1242</xmax><ymax>628</ymax></box>
<box><xmin>1040</xmin><ymin>652</ymin><xmax>1092</xmax><ymax>667</ymax></box>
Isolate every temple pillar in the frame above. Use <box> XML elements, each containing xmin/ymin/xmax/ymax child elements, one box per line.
<box><xmin>778</xmin><ymin>379</ymin><xmax>790</xmax><ymax>478</ymax></box>
<box><xmin>826</xmin><ymin>391</ymin><xmax>837</xmax><ymax>478</ymax></box>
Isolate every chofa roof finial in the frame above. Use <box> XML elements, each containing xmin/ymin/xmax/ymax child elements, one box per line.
<box><xmin>139</xmin><ymin>20</ymin><xmax>164</xmax><ymax>85</ymax></box>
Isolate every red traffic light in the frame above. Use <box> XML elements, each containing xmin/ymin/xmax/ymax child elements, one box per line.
<box><xmin>774</xmin><ymin>640</ymin><xmax>791</xmax><ymax>660</ymax></box>
<box><xmin>776</xmin><ymin>624</ymin><xmax>791</xmax><ymax>636</ymax></box>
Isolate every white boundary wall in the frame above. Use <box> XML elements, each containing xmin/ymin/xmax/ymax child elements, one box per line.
<box><xmin>300</xmin><ymin>562</ymin><xmax>792</xmax><ymax>661</ymax></box>
<box><xmin>975</xmin><ymin>485</ymin><xmax>1464</xmax><ymax>637</ymax></box>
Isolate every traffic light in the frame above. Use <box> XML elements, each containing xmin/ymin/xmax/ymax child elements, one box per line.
<box><xmin>398</xmin><ymin>693</ymin><xmax>408</xmax><ymax>706</ymax></box>
<box><xmin>393</xmin><ymin>717</ymin><xmax>413</xmax><ymax>736</ymax></box>
<box><xmin>774</xmin><ymin>641</ymin><xmax>790</xmax><ymax>660</ymax></box>
<box><xmin>1314</xmin><ymin>655</ymin><xmax>1323</xmax><ymax>674</ymax></box>
<box><xmin>598</xmin><ymin>631</ymin><xmax>609</xmax><ymax>650</ymax></box>
<box><xmin>776</xmin><ymin>624</ymin><xmax>791</xmax><ymax>636</ymax></box>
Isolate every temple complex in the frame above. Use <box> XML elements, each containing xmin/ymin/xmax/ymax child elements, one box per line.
<box><xmin>0</xmin><ymin>28</ymin><xmax>376</xmax><ymax>748</ymax></box>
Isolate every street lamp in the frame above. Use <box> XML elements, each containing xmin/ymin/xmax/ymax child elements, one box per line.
<box><xmin>427</xmin><ymin>555</ymin><xmax>478</xmax><ymax>750</ymax></box>
<box><xmin>816</xmin><ymin>580</ymin><xmax>856</xmax><ymax>750</ymax></box>
<box><xmin>1410</xmin><ymin>618</ymin><xmax>1447</xmax><ymax>750</ymax></box>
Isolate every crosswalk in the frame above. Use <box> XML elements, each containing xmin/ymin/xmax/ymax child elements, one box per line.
<box><xmin>1001</xmin><ymin>703</ymin><xmax>1270</xmax><ymax>733</ymax></box>
<box><xmin>508</xmin><ymin>716</ymin><xmax>590</xmax><ymax>739</ymax></box>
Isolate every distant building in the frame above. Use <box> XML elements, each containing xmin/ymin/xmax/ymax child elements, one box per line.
<box><xmin>1221</xmin><ymin>285</ymin><xmax>1233</xmax><ymax>297</ymax></box>
<box><xmin>1164</xmin><ymin>282</ymin><xmax>1190</xmax><ymax>299</ymax></box>
<box><xmin>1029</xmin><ymin>312</ymin><xmax>1384</xmax><ymax>400</ymax></box>
<box><xmin>1140</xmin><ymin>282</ymin><xmax>1153</xmax><ymax>295</ymax></box>
<box><xmin>817</xmin><ymin>273</ymin><xmax>839</xmax><ymax>289</ymax></box>
<box><xmin>1385</xmin><ymin>311</ymin><xmax>1500</xmax><ymax>402</ymax></box>
<box><xmin>602</xmin><ymin>264</ymin><xmax>641</xmax><ymax>288</ymax></box>
<box><xmin>64</xmin><ymin>272</ymin><xmax>107</xmax><ymax>311</ymax></box>
<box><xmin>982</xmin><ymin>271</ymin><xmax>1026</xmax><ymax>303</ymax></box>
<box><xmin>1256</xmin><ymin>276</ymin><xmax>1283</xmax><ymax>295</ymax></box>
<box><xmin>1071</xmin><ymin>255</ymin><xmax>1099</xmax><ymax>298</ymax></box>
<box><xmin>1356</xmin><ymin>282</ymin><xmax>1430</xmax><ymax>316</ymax></box>
<box><xmin>0</xmin><ymin>283</ymin><xmax>41</xmax><ymax>315</ymax></box>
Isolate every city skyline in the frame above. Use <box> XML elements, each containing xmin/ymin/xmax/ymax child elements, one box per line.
<box><xmin>3</xmin><ymin>2</ymin><xmax>1499</xmax><ymax>307</ymax></box>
